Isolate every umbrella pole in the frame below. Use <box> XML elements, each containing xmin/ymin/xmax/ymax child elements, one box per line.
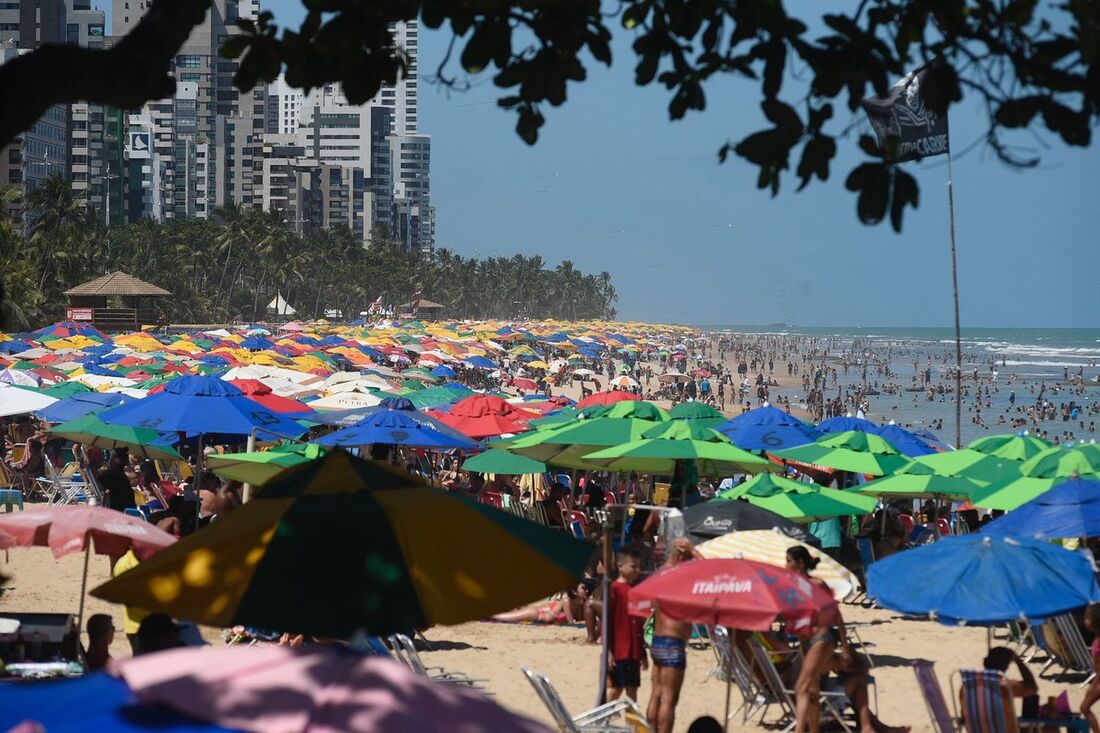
<box><xmin>76</xmin><ymin>542</ymin><xmax>90</xmax><ymax>639</ymax></box>
<box><xmin>242</xmin><ymin>429</ymin><xmax>256</xmax><ymax>503</ymax></box>
<box><xmin>596</xmin><ymin>519</ymin><xmax>613</xmax><ymax>707</ymax></box>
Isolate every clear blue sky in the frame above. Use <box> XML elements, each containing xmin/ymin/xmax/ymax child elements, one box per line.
<box><xmin>105</xmin><ymin>1</ymin><xmax>1100</xmax><ymax>328</ymax></box>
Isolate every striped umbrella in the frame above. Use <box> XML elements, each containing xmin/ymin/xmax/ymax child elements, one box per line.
<box><xmin>93</xmin><ymin>450</ymin><xmax>593</xmax><ymax>637</ymax></box>
<box><xmin>697</xmin><ymin>528</ymin><xmax>860</xmax><ymax>600</ymax></box>
<box><xmin>714</xmin><ymin>472</ymin><xmax>877</xmax><ymax>522</ymax></box>
<box><xmin>771</xmin><ymin>430</ymin><xmax>908</xmax><ymax>476</ymax></box>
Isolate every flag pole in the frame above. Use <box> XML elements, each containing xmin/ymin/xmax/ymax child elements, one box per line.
<box><xmin>945</xmin><ymin>127</ymin><xmax>962</xmax><ymax>449</ymax></box>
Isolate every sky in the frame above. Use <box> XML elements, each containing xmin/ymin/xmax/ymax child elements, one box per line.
<box><xmin>101</xmin><ymin>1</ymin><xmax>1100</xmax><ymax>328</ymax></box>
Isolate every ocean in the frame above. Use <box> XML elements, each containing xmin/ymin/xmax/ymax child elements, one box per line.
<box><xmin>696</xmin><ymin>325</ymin><xmax>1100</xmax><ymax>446</ymax></box>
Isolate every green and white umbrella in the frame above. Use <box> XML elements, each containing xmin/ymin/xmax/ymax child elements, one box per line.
<box><xmin>49</xmin><ymin>413</ymin><xmax>182</xmax><ymax>461</ymax></box>
<box><xmin>968</xmin><ymin>434</ymin><xmax>1052</xmax><ymax>462</ymax></box>
<box><xmin>581</xmin><ymin>421</ymin><xmax>777</xmax><ymax>475</ymax></box>
<box><xmin>771</xmin><ymin>430</ymin><xmax>908</xmax><ymax>476</ymax></box>
<box><xmin>858</xmin><ymin>473</ymin><xmax>985</xmax><ymax>501</ymax></box>
<box><xmin>462</xmin><ymin>448</ymin><xmax>547</xmax><ymax>475</ymax></box>
<box><xmin>970</xmin><ymin>444</ymin><xmax>1100</xmax><ymax>510</ymax></box>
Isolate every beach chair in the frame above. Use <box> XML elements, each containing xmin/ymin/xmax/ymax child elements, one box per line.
<box><xmin>707</xmin><ymin>626</ymin><xmax>770</xmax><ymax>723</ymax></box>
<box><xmin>898</xmin><ymin>513</ymin><xmax>916</xmax><ymax>537</ymax></box>
<box><xmin>521</xmin><ymin>666</ymin><xmax>651</xmax><ymax>733</ymax></box>
<box><xmin>953</xmin><ymin>668</ymin><xmax>1089</xmax><ymax>733</ymax></box>
<box><xmin>566</xmin><ymin>510</ymin><xmax>589</xmax><ymax>539</ymax></box>
<box><xmin>481</xmin><ymin>490</ymin><xmax>504</xmax><ymax>509</ymax></box>
<box><xmin>913</xmin><ymin>660</ymin><xmax>958</xmax><ymax>733</ymax></box>
<box><xmin>749</xmin><ymin>639</ymin><xmax>854</xmax><ymax>733</ymax></box>
<box><xmin>937</xmin><ymin>517</ymin><xmax>953</xmax><ymax>537</ymax></box>
<box><xmin>39</xmin><ymin>459</ymin><xmax>89</xmax><ymax>506</ymax></box>
<box><xmin>388</xmin><ymin>633</ymin><xmax>488</xmax><ymax>689</ymax></box>
<box><xmin>1050</xmin><ymin>614</ymin><xmax>1097</xmax><ymax>685</ymax></box>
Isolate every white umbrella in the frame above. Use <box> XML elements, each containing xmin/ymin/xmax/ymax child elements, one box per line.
<box><xmin>0</xmin><ymin>384</ymin><xmax>58</xmax><ymax>417</ymax></box>
<box><xmin>308</xmin><ymin>392</ymin><xmax>384</xmax><ymax>410</ymax></box>
<box><xmin>0</xmin><ymin>368</ymin><xmax>40</xmax><ymax>387</ymax></box>
<box><xmin>571</xmin><ymin>368</ymin><xmax>595</xmax><ymax>378</ymax></box>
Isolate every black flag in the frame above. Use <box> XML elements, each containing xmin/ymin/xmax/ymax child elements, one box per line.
<box><xmin>861</xmin><ymin>65</ymin><xmax>949</xmax><ymax>161</ymax></box>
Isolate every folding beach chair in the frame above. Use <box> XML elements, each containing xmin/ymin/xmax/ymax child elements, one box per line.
<box><xmin>707</xmin><ymin>625</ymin><xmax>769</xmax><ymax>723</ymax></box>
<box><xmin>40</xmin><ymin>459</ymin><xmax>90</xmax><ymax>506</ymax></box>
<box><xmin>953</xmin><ymin>668</ymin><xmax>1090</xmax><ymax>733</ymax></box>
<box><xmin>749</xmin><ymin>639</ymin><xmax>854</xmax><ymax>733</ymax></box>
<box><xmin>388</xmin><ymin>633</ymin><xmax>488</xmax><ymax>690</ymax></box>
<box><xmin>913</xmin><ymin>660</ymin><xmax>958</xmax><ymax>733</ymax></box>
<box><xmin>1050</xmin><ymin>614</ymin><xmax>1097</xmax><ymax>685</ymax></box>
<box><xmin>521</xmin><ymin>667</ymin><xmax>651</xmax><ymax>733</ymax></box>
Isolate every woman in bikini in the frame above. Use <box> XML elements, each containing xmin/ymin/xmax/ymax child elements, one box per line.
<box><xmin>787</xmin><ymin>546</ymin><xmax>908</xmax><ymax>733</ymax></box>
<box><xmin>492</xmin><ymin>583</ymin><xmax>590</xmax><ymax>624</ymax></box>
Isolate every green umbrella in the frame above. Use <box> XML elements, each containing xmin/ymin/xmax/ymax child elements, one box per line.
<box><xmin>771</xmin><ymin>430</ymin><xmax>908</xmax><ymax>476</ymax></box>
<box><xmin>41</xmin><ymin>381</ymin><xmax>94</xmax><ymax>398</ymax></box>
<box><xmin>581</xmin><ymin>421</ymin><xmax>776</xmax><ymax>475</ymax></box>
<box><xmin>894</xmin><ymin>448</ymin><xmax>1022</xmax><ymax>484</ymax></box>
<box><xmin>1016</xmin><ymin>444</ymin><xmax>1100</xmax><ymax>478</ymax></box>
<box><xmin>528</xmin><ymin>406</ymin><xmax>583</xmax><ymax>429</ymax></box>
<box><xmin>715</xmin><ymin>473</ymin><xmax>877</xmax><ymax>522</ymax></box>
<box><xmin>462</xmin><ymin>449</ymin><xmax>547</xmax><ymax>475</ymax></box>
<box><xmin>208</xmin><ymin>443</ymin><xmax>327</xmax><ymax>486</ymax></box>
<box><xmin>970</xmin><ymin>445</ymin><xmax>1100</xmax><ymax>510</ymax></box>
<box><xmin>968</xmin><ymin>434</ymin><xmax>1052</xmax><ymax>462</ymax></box>
<box><xmin>407</xmin><ymin>386</ymin><xmax>469</xmax><ymax>410</ymax></box>
<box><xmin>858</xmin><ymin>473</ymin><xmax>985</xmax><ymax>501</ymax></box>
<box><xmin>49</xmin><ymin>413</ymin><xmax>182</xmax><ymax>460</ymax></box>
<box><xmin>500</xmin><ymin>400</ymin><xmax>669</xmax><ymax>469</ymax></box>
<box><xmin>667</xmin><ymin>401</ymin><xmax>725</xmax><ymax>420</ymax></box>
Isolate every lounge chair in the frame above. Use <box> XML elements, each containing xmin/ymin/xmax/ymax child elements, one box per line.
<box><xmin>707</xmin><ymin>625</ymin><xmax>769</xmax><ymax>723</ymax></box>
<box><xmin>748</xmin><ymin>639</ymin><xmax>855</xmax><ymax>733</ymax></box>
<box><xmin>521</xmin><ymin>666</ymin><xmax>651</xmax><ymax>733</ymax></box>
<box><xmin>1049</xmin><ymin>614</ymin><xmax>1097</xmax><ymax>685</ymax></box>
<box><xmin>388</xmin><ymin>633</ymin><xmax>488</xmax><ymax>690</ymax></box>
<box><xmin>953</xmin><ymin>668</ymin><xmax>1089</xmax><ymax>733</ymax></box>
<box><xmin>39</xmin><ymin>460</ymin><xmax>90</xmax><ymax>506</ymax></box>
<box><xmin>913</xmin><ymin>660</ymin><xmax>959</xmax><ymax>733</ymax></box>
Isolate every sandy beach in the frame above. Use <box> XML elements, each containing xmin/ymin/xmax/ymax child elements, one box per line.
<box><xmin>0</xmin><ymin>547</ymin><xmax>1088</xmax><ymax>733</ymax></box>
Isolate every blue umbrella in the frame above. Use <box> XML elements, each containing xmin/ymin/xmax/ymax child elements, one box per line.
<box><xmin>37</xmin><ymin>392</ymin><xmax>128</xmax><ymax>423</ymax></box>
<box><xmin>0</xmin><ymin>672</ymin><xmax>238</xmax><ymax>733</ymax></box>
<box><xmin>313</xmin><ymin>408</ymin><xmax>477</xmax><ymax>450</ymax></box>
<box><xmin>817</xmin><ymin>416</ymin><xmax>879</xmax><ymax>434</ymax></box>
<box><xmin>0</xmin><ymin>339</ymin><xmax>33</xmax><ymax>354</ymax></box>
<box><xmin>432</xmin><ymin>365</ymin><xmax>458</xmax><ymax>379</ymax></box>
<box><xmin>867</xmin><ymin>534</ymin><xmax>1100</xmax><ymax>625</ymax></box>
<box><xmin>714</xmin><ymin>404</ymin><xmax>821</xmax><ymax>451</ymax></box>
<box><xmin>463</xmin><ymin>355</ymin><xmax>496</xmax><ymax>369</ymax></box>
<box><xmin>982</xmin><ymin>478</ymin><xmax>1100</xmax><ymax>540</ymax></box>
<box><xmin>239</xmin><ymin>336</ymin><xmax>275</xmax><ymax>351</ymax></box>
<box><xmin>875</xmin><ymin>424</ymin><xmax>938</xmax><ymax>457</ymax></box>
<box><xmin>99</xmin><ymin>375</ymin><xmax>307</xmax><ymax>437</ymax></box>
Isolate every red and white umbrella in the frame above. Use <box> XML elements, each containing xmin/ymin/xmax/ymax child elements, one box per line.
<box><xmin>0</xmin><ymin>506</ymin><xmax>176</xmax><ymax>629</ymax></box>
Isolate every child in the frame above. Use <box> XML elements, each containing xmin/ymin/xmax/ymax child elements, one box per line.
<box><xmin>607</xmin><ymin>546</ymin><xmax>647</xmax><ymax>701</ymax></box>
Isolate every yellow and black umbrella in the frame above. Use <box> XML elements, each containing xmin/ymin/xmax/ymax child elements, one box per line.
<box><xmin>93</xmin><ymin>450</ymin><xmax>593</xmax><ymax>637</ymax></box>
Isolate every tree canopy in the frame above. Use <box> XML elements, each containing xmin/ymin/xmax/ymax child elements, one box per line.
<box><xmin>0</xmin><ymin>0</ymin><xmax>1095</xmax><ymax>231</ymax></box>
<box><xmin>0</xmin><ymin>177</ymin><xmax>618</xmax><ymax>328</ymax></box>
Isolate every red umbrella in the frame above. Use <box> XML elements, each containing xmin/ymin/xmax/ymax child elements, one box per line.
<box><xmin>628</xmin><ymin>557</ymin><xmax>836</xmax><ymax>635</ymax></box>
<box><xmin>577</xmin><ymin>390</ymin><xmax>640</xmax><ymax>409</ymax></box>
<box><xmin>229</xmin><ymin>378</ymin><xmax>315</xmax><ymax>415</ymax></box>
<box><xmin>430</xmin><ymin>395</ymin><xmax>531</xmax><ymax>439</ymax></box>
<box><xmin>0</xmin><ymin>506</ymin><xmax>177</xmax><ymax>629</ymax></box>
<box><xmin>512</xmin><ymin>377</ymin><xmax>539</xmax><ymax>391</ymax></box>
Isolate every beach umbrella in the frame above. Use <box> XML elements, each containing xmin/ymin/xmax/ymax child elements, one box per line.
<box><xmin>207</xmin><ymin>443</ymin><xmax>326</xmax><ymax>486</ymax></box>
<box><xmin>867</xmin><ymin>534</ymin><xmax>1100</xmax><ymax>625</ymax></box>
<box><xmin>499</xmin><ymin>400</ymin><xmax>669</xmax><ymax>469</ymax></box>
<box><xmin>714</xmin><ymin>472</ymin><xmax>876</xmax><ymax>522</ymax></box>
<box><xmin>0</xmin><ymin>382</ymin><xmax>57</xmax><ymax>416</ymax></box>
<box><xmin>816</xmin><ymin>416</ymin><xmax>878</xmax><ymax>434</ymax></box>
<box><xmin>667</xmin><ymin>401</ymin><xmax>724</xmax><ymax>420</ymax></box>
<box><xmin>0</xmin><ymin>506</ymin><xmax>176</xmax><ymax>630</ymax></box>
<box><xmin>228</xmin><ymin>379</ymin><xmax>316</xmax><ymax>417</ymax></box>
<box><xmin>969</xmin><ymin>434</ymin><xmax>1052</xmax><ymax>462</ymax></box>
<box><xmin>771</xmin><ymin>430</ymin><xmax>908</xmax><ymax>476</ymax></box>
<box><xmin>697</xmin><ymin>529</ymin><xmax>859</xmax><ymax>600</ymax></box>
<box><xmin>897</xmin><ymin>448</ymin><xmax>1024</xmax><ymax>484</ymax></box>
<box><xmin>462</xmin><ymin>448</ymin><xmax>547</xmax><ymax>475</ymax></box>
<box><xmin>94</xmin><ymin>450</ymin><xmax>593</xmax><ymax>637</ymax></box>
<box><xmin>429</xmin><ymin>394</ymin><xmax>532</xmax><ymax>439</ymax></box>
<box><xmin>582</xmin><ymin>420</ymin><xmax>776</xmax><ymax>475</ymax></box>
<box><xmin>970</xmin><ymin>446</ymin><xmax>1100</xmax><ymax>510</ymax></box>
<box><xmin>313</xmin><ymin>408</ymin><xmax>478</xmax><ymax>450</ymax></box>
<box><xmin>576</xmin><ymin>389</ymin><xmax>639</xmax><ymax>408</ymax></box>
<box><xmin>683</xmin><ymin>499</ymin><xmax>818</xmax><ymax>546</ymax></box>
<box><xmin>857</xmin><ymin>472</ymin><xmax>985</xmax><ymax>501</ymax></box>
<box><xmin>100</xmin><ymin>375</ymin><xmax>308</xmax><ymax>438</ymax></box>
<box><xmin>628</xmin><ymin>558</ymin><xmax>836</xmax><ymax>633</ymax></box>
<box><xmin>308</xmin><ymin>391</ymin><xmax>384</xmax><ymax>410</ymax></box>
<box><xmin>0</xmin><ymin>648</ymin><xmax>550</xmax><ymax>733</ymax></box>
<box><xmin>48</xmin><ymin>413</ymin><xmax>183</xmax><ymax>460</ymax></box>
<box><xmin>875</xmin><ymin>424</ymin><xmax>938</xmax><ymax>457</ymax></box>
<box><xmin>714</xmin><ymin>404</ymin><xmax>821</xmax><ymax>451</ymax></box>
<box><xmin>36</xmin><ymin>391</ymin><xmax>128</xmax><ymax>423</ymax></box>
<box><xmin>981</xmin><ymin>478</ymin><xmax>1100</xmax><ymax>539</ymax></box>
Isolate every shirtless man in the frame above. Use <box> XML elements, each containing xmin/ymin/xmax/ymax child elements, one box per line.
<box><xmin>647</xmin><ymin>538</ymin><xmax>702</xmax><ymax>733</ymax></box>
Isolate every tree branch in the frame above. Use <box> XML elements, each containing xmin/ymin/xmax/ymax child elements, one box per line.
<box><xmin>0</xmin><ymin>0</ymin><xmax>211</xmax><ymax>149</ymax></box>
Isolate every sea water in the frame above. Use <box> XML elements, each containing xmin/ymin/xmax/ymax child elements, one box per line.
<box><xmin>699</xmin><ymin>325</ymin><xmax>1100</xmax><ymax>447</ymax></box>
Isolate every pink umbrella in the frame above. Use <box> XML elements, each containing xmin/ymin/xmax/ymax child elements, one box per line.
<box><xmin>0</xmin><ymin>506</ymin><xmax>176</xmax><ymax>630</ymax></box>
<box><xmin>115</xmin><ymin>645</ymin><xmax>552</xmax><ymax>733</ymax></box>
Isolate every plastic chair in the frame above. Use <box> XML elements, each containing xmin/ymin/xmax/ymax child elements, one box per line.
<box><xmin>936</xmin><ymin>517</ymin><xmax>952</xmax><ymax>537</ymax></box>
<box><xmin>898</xmin><ymin>513</ymin><xmax>916</xmax><ymax>536</ymax></box>
<box><xmin>0</xmin><ymin>488</ymin><xmax>23</xmax><ymax>511</ymax></box>
<box><xmin>480</xmin><ymin>490</ymin><xmax>504</xmax><ymax>509</ymax></box>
